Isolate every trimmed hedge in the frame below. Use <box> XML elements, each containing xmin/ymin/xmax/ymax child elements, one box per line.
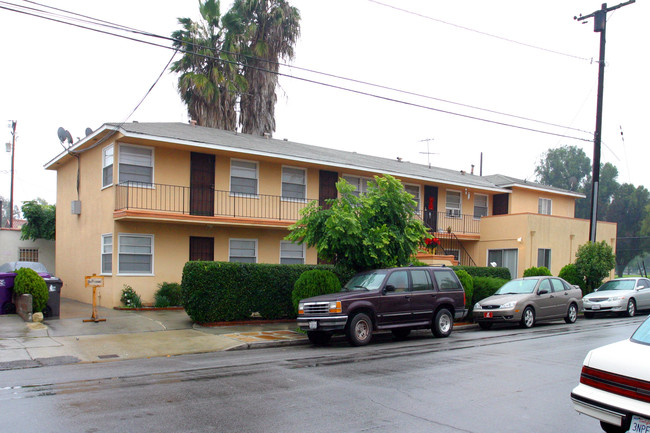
<box><xmin>523</xmin><ymin>266</ymin><xmax>552</xmax><ymax>277</ymax></box>
<box><xmin>291</xmin><ymin>270</ymin><xmax>341</xmax><ymax>313</ymax></box>
<box><xmin>471</xmin><ymin>276</ymin><xmax>509</xmax><ymax>306</ymax></box>
<box><xmin>559</xmin><ymin>264</ymin><xmax>584</xmax><ymax>290</ymax></box>
<box><xmin>454</xmin><ymin>269</ymin><xmax>474</xmax><ymax>309</ymax></box>
<box><xmin>453</xmin><ymin>266</ymin><xmax>511</xmax><ymax>281</ymax></box>
<box><xmin>181</xmin><ymin>262</ymin><xmax>354</xmax><ymax>323</ymax></box>
<box><xmin>13</xmin><ymin>267</ymin><xmax>49</xmax><ymax>313</ymax></box>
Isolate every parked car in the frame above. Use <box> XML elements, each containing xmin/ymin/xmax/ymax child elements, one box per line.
<box><xmin>571</xmin><ymin>315</ymin><xmax>650</xmax><ymax>433</ymax></box>
<box><xmin>0</xmin><ymin>261</ymin><xmax>63</xmax><ymax>317</ymax></box>
<box><xmin>582</xmin><ymin>277</ymin><xmax>650</xmax><ymax>318</ymax></box>
<box><xmin>296</xmin><ymin>266</ymin><xmax>468</xmax><ymax>346</ymax></box>
<box><xmin>473</xmin><ymin>276</ymin><xmax>582</xmax><ymax>329</ymax></box>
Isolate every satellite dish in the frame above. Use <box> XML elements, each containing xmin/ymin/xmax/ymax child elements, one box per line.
<box><xmin>85</xmin><ymin>127</ymin><xmax>93</xmax><ymax>137</ymax></box>
<box><xmin>57</xmin><ymin>127</ymin><xmax>74</xmax><ymax>146</ymax></box>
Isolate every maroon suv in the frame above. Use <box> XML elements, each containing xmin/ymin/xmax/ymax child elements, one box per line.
<box><xmin>297</xmin><ymin>266</ymin><xmax>468</xmax><ymax>346</ymax></box>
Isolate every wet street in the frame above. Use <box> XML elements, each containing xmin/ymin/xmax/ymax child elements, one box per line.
<box><xmin>1</xmin><ymin>315</ymin><xmax>645</xmax><ymax>433</ymax></box>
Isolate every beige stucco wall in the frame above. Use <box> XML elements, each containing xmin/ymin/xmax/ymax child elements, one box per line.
<box><xmin>509</xmin><ymin>187</ymin><xmax>576</xmax><ymax>218</ymax></box>
<box><xmin>0</xmin><ymin>229</ymin><xmax>56</xmax><ymax>273</ymax></box>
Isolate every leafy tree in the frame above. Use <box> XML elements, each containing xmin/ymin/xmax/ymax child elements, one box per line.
<box><xmin>287</xmin><ymin>175</ymin><xmax>428</xmax><ymax>272</ymax></box>
<box><xmin>535</xmin><ymin>145</ymin><xmax>591</xmax><ymax>192</ymax></box>
<box><xmin>20</xmin><ymin>199</ymin><xmax>55</xmax><ymax>241</ymax></box>
<box><xmin>606</xmin><ymin>184</ymin><xmax>650</xmax><ymax>277</ymax></box>
<box><xmin>575</xmin><ymin>162</ymin><xmax>619</xmax><ymax>220</ymax></box>
<box><xmin>0</xmin><ymin>195</ymin><xmax>20</xmax><ymax>228</ymax></box>
<box><xmin>574</xmin><ymin>240</ymin><xmax>616</xmax><ymax>294</ymax></box>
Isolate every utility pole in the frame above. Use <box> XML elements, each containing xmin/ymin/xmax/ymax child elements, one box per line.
<box><xmin>575</xmin><ymin>1</ymin><xmax>635</xmax><ymax>243</ymax></box>
<box><xmin>8</xmin><ymin>120</ymin><xmax>17</xmax><ymax>229</ymax></box>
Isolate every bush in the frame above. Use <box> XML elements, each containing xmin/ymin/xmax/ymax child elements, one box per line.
<box><xmin>291</xmin><ymin>270</ymin><xmax>342</xmax><ymax>313</ymax></box>
<box><xmin>454</xmin><ymin>269</ymin><xmax>474</xmax><ymax>310</ymax></box>
<box><xmin>472</xmin><ymin>276</ymin><xmax>508</xmax><ymax>306</ymax></box>
<box><xmin>154</xmin><ymin>282</ymin><xmax>183</xmax><ymax>307</ymax></box>
<box><xmin>523</xmin><ymin>266</ymin><xmax>552</xmax><ymax>277</ymax></box>
<box><xmin>559</xmin><ymin>264</ymin><xmax>584</xmax><ymax>290</ymax></box>
<box><xmin>13</xmin><ymin>267</ymin><xmax>48</xmax><ymax>313</ymax></box>
<box><xmin>120</xmin><ymin>285</ymin><xmax>142</xmax><ymax>308</ymax></box>
<box><xmin>453</xmin><ymin>266</ymin><xmax>511</xmax><ymax>280</ymax></box>
<box><xmin>575</xmin><ymin>241</ymin><xmax>616</xmax><ymax>294</ymax></box>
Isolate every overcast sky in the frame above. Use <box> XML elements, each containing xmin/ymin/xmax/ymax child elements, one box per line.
<box><xmin>0</xmin><ymin>0</ymin><xmax>647</xmax><ymax>209</ymax></box>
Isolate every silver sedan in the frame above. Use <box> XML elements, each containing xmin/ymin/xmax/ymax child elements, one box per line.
<box><xmin>583</xmin><ymin>277</ymin><xmax>650</xmax><ymax>318</ymax></box>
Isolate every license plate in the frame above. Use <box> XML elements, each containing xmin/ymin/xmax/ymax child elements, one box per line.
<box><xmin>592</xmin><ymin>305</ymin><xmax>601</xmax><ymax>310</ymax></box>
<box><xmin>309</xmin><ymin>321</ymin><xmax>317</xmax><ymax>330</ymax></box>
<box><xmin>628</xmin><ymin>415</ymin><xmax>650</xmax><ymax>433</ymax></box>
<box><xmin>483</xmin><ymin>312</ymin><xmax>493</xmax><ymax>319</ymax></box>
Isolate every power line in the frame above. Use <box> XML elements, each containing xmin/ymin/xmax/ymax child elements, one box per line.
<box><xmin>1</xmin><ymin>1</ymin><xmax>593</xmax><ymax>143</ymax></box>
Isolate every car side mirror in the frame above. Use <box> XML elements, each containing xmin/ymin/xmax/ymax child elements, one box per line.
<box><xmin>538</xmin><ymin>289</ymin><xmax>549</xmax><ymax>295</ymax></box>
<box><xmin>383</xmin><ymin>284</ymin><xmax>396</xmax><ymax>294</ymax></box>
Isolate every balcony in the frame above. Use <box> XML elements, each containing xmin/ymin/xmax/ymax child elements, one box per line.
<box><xmin>114</xmin><ymin>182</ymin><xmax>317</xmax><ymax>227</ymax></box>
<box><xmin>420</xmin><ymin>210</ymin><xmax>481</xmax><ymax>236</ymax></box>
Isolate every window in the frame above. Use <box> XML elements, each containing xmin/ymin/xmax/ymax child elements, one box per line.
<box><xmin>433</xmin><ymin>270</ymin><xmax>461</xmax><ymax>290</ymax></box>
<box><xmin>119</xmin><ymin>144</ymin><xmax>153</xmax><ymax>184</ymax></box>
<box><xmin>231</xmin><ymin>160</ymin><xmax>258</xmax><ymax>196</ymax></box>
<box><xmin>280</xmin><ymin>241</ymin><xmax>304</xmax><ymax>264</ymax></box>
<box><xmin>229</xmin><ymin>239</ymin><xmax>257</xmax><ymax>263</ymax></box>
<box><xmin>343</xmin><ymin>175</ymin><xmax>372</xmax><ymax>197</ymax></box>
<box><xmin>474</xmin><ymin>194</ymin><xmax>488</xmax><ymax>218</ymax></box>
<box><xmin>538</xmin><ymin>248</ymin><xmax>551</xmax><ymax>269</ymax></box>
<box><xmin>385</xmin><ymin>270</ymin><xmax>409</xmax><ymax>292</ymax></box>
<box><xmin>282</xmin><ymin>167</ymin><xmax>306</xmax><ymax>200</ymax></box>
<box><xmin>118</xmin><ymin>234</ymin><xmax>153</xmax><ymax>275</ymax></box>
<box><xmin>538</xmin><ymin>198</ymin><xmax>552</xmax><ymax>215</ymax></box>
<box><xmin>101</xmin><ymin>234</ymin><xmax>112</xmax><ymax>274</ymax></box>
<box><xmin>102</xmin><ymin>145</ymin><xmax>114</xmax><ymax>187</ymax></box>
<box><xmin>404</xmin><ymin>184</ymin><xmax>421</xmax><ymax>212</ymax></box>
<box><xmin>411</xmin><ymin>269</ymin><xmax>433</xmax><ymax>291</ymax></box>
<box><xmin>190</xmin><ymin>237</ymin><xmax>214</xmax><ymax>261</ymax></box>
<box><xmin>488</xmin><ymin>249</ymin><xmax>519</xmax><ymax>279</ymax></box>
<box><xmin>446</xmin><ymin>190</ymin><xmax>461</xmax><ymax>218</ymax></box>
<box><xmin>18</xmin><ymin>248</ymin><xmax>38</xmax><ymax>262</ymax></box>
<box><xmin>550</xmin><ymin>278</ymin><xmax>566</xmax><ymax>292</ymax></box>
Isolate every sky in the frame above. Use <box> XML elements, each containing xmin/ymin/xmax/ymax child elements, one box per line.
<box><xmin>0</xmin><ymin>0</ymin><xmax>647</xmax><ymax>211</ymax></box>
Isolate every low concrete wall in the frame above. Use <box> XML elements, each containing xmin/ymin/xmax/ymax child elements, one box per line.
<box><xmin>14</xmin><ymin>293</ymin><xmax>32</xmax><ymax>322</ymax></box>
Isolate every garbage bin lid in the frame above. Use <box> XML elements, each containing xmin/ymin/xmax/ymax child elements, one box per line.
<box><xmin>0</xmin><ymin>261</ymin><xmax>50</xmax><ymax>274</ymax></box>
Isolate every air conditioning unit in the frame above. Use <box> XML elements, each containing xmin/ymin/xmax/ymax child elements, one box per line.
<box><xmin>447</xmin><ymin>209</ymin><xmax>460</xmax><ymax>218</ymax></box>
<box><xmin>71</xmin><ymin>200</ymin><xmax>81</xmax><ymax>215</ymax></box>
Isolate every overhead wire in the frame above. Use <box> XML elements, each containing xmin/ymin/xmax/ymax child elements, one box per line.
<box><xmin>1</xmin><ymin>0</ymin><xmax>594</xmax><ymax>143</ymax></box>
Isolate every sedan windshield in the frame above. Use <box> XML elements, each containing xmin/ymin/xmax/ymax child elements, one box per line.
<box><xmin>494</xmin><ymin>279</ymin><xmax>539</xmax><ymax>295</ymax></box>
<box><xmin>631</xmin><ymin>317</ymin><xmax>650</xmax><ymax>345</ymax></box>
<box><xmin>344</xmin><ymin>271</ymin><xmax>388</xmax><ymax>291</ymax></box>
<box><xmin>596</xmin><ymin>280</ymin><xmax>635</xmax><ymax>291</ymax></box>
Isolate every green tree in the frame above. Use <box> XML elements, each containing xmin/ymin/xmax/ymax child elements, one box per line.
<box><xmin>606</xmin><ymin>183</ymin><xmax>650</xmax><ymax>277</ymax></box>
<box><xmin>223</xmin><ymin>0</ymin><xmax>301</xmax><ymax>136</ymax></box>
<box><xmin>20</xmin><ymin>199</ymin><xmax>55</xmax><ymax>241</ymax></box>
<box><xmin>1</xmin><ymin>195</ymin><xmax>20</xmax><ymax>228</ymax></box>
<box><xmin>287</xmin><ymin>175</ymin><xmax>428</xmax><ymax>272</ymax></box>
<box><xmin>574</xmin><ymin>240</ymin><xmax>616</xmax><ymax>294</ymax></box>
<box><xmin>535</xmin><ymin>145</ymin><xmax>591</xmax><ymax>192</ymax></box>
<box><xmin>575</xmin><ymin>162</ymin><xmax>619</xmax><ymax>220</ymax></box>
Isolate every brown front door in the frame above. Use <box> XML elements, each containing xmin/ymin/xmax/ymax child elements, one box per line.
<box><xmin>424</xmin><ymin>186</ymin><xmax>438</xmax><ymax>231</ymax></box>
<box><xmin>189</xmin><ymin>236</ymin><xmax>214</xmax><ymax>261</ymax></box>
<box><xmin>190</xmin><ymin>152</ymin><xmax>215</xmax><ymax>216</ymax></box>
<box><xmin>493</xmin><ymin>193</ymin><xmax>509</xmax><ymax>215</ymax></box>
<box><xmin>319</xmin><ymin>170</ymin><xmax>338</xmax><ymax>209</ymax></box>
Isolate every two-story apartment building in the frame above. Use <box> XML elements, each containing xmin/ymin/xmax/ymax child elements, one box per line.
<box><xmin>45</xmin><ymin>122</ymin><xmax>616</xmax><ymax>308</ymax></box>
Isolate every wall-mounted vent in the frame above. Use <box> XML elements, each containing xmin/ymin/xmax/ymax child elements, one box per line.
<box><xmin>71</xmin><ymin>200</ymin><xmax>81</xmax><ymax>215</ymax></box>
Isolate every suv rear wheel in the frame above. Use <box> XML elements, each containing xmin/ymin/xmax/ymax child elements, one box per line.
<box><xmin>432</xmin><ymin>308</ymin><xmax>453</xmax><ymax>338</ymax></box>
<box><xmin>346</xmin><ymin>313</ymin><xmax>373</xmax><ymax>346</ymax></box>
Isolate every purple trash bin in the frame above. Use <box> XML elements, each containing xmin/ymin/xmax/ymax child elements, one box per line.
<box><xmin>0</xmin><ymin>272</ymin><xmax>17</xmax><ymax>314</ymax></box>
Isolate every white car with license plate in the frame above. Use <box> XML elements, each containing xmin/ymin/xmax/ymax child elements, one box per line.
<box><xmin>583</xmin><ymin>277</ymin><xmax>650</xmax><ymax>318</ymax></box>
<box><xmin>571</xmin><ymin>316</ymin><xmax>650</xmax><ymax>433</ymax></box>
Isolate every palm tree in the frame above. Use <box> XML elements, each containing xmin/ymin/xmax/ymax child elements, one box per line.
<box><xmin>170</xmin><ymin>0</ymin><xmax>240</xmax><ymax>130</ymax></box>
<box><xmin>223</xmin><ymin>0</ymin><xmax>301</xmax><ymax>136</ymax></box>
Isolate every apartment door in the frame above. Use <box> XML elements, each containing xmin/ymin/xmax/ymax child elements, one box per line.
<box><xmin>190</xmin><ymin>152</ymin><xmax>215</xmax><ymax>216</ymax></box>
<box><xmin>319</xmin><ymin>170</ymin><xmax>338</xmax><ymax>208</ymax></box>
<box><xmin>424</xmin><ymin>186</ymin><xmax>438</xmax><ymax>231</ymax></box>
<box><xmin>493</xmin><ymin>193</ymin><xmax>509</xmax><ymax>215</ymax></box>
<box><xmin>189</xmin><ymin>236</ymin><xmax>214</xmax><ymax>261</ymax></box>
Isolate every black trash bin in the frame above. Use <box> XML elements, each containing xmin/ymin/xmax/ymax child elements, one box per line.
<box><xmin>43</xmin><ymin>277</ymin><xmax>63</xmax><ymax>318</ymax></box>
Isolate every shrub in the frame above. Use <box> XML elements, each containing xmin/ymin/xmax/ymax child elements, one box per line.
<box><xmin>523</xmin><ymin>266</ymin><xmax>552</xmax><ymax>277</ymax></box>
<box><xmin>13</xmin><ymin>267</ymin><xmax>49</xmax><ymax>313</ymax></box>
<box><xmin>453</xmin><ymin>266</ymin><xmax>511</xmax><ymax>281</ymax></box>
<box><xmin>154</xmin><ymin>282</ymin><xmax>183</xmax><ymax>307</ymax></box>
<box><xmin>559</xmin><ymin>264</ymin><xmax>584</xmax><ymax>290</ymax></box>
<box><xmin>454</xmin><ymin>269</ymin><xmax>474</xmax><ymax>310</ymax></box>
<box><xmin>120</xmin><ymin>285</ymin><xmax>142</xmax><ymax>308</ymax></box>
<box><xmin>472</xmin><ymin>276</ymin><xmax>508</xmax><ymax>306</ymax></box>
<box><xmin>575</xmin><ymin>241</ymin><xmax>616</xmax><ymax>294</ymax></box>
<box><xmin>291</xmin><ymin>270</ymin><xmax>342</xmax><ymax>313</ymax></box>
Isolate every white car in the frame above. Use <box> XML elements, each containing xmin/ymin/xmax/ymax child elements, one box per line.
<box><xmin>571</xmin><ymin>316</ymin><xmax>650</xmax><ymax>433</ymax></box>
<box><xmin>583</xmin><ymin>278</ymin><xmax>650</xmax><ymax>318</ymax></box>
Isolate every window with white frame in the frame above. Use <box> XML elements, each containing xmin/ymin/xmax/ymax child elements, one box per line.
<box><xmin>118</xmin><ymin>144</ymin><xmax>153</xmax><ymax>185</ymax></box>
<box><xmin>446</xmin><ymin>190</ymin><xmax>461</xmax><ymax>218</ymax></box>
<box><xmin>342</xmin><ymin>175</ymin><xmax>372</xmax><ymax>197</ymax></box>
<box><xmin>538</xmin><ymin>198</ymin><xmax>552</xmax><ymax>215</ymax></box>
<box><xmin>488</xmin><ymin>249</ymin><xmax>519</xmax><ymax>279</ymax></box>
<box><xmin>101</xmin><ymin>234</ymin><xmax>112</xmax><ymax>274</ymax></box>
<box><xmin>404</xmin><ymin>184</ymin><xmax>421</xmax><ymax>213</ymax></box>
<box><xmin>18</xmin><ymin>248</ymin><xmax>38</xmax><ymax>262</ymax></box>
<box><xmin>474</xmin><ymin>194</ymin><xmax>488</xmax><ymax>218</ymax></box>
<box><xmin>231</xmin><ymin>160</ymin><xmax>258</xmax><ymax>195</ymax></box>
<box><xmin>282</xmin><ymin>167</ymin><xmax>306</xmax><ymax>200</ymax></box>
<box><xmin>118</xmin><ymin>234</ymin><xmax>153</xmax><ymax>274</ymax></box>
<box><xmin>229</xmin><ymin>239</ymin><xmax>257</xmax><ymax>263</ymax></box>
<box><xmin>102</xmin><ymin>145</ymin><xmax>114</xmax><ymax>188</ymax></box>
<box><xmin>538</xmin><ymin>248</ymin><xmax>551</xmax><ymax>269</ymax></box>
<box><xmin>280</xmin><ymin>241</ymin><xmax>304</xmax><ymax>264</ymax></box>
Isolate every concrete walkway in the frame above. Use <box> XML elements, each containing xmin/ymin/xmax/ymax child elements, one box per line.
<box><xmin>0</xmin><ymin>298</ymin><xmax>306</xmax><ymax>369</ymax></box>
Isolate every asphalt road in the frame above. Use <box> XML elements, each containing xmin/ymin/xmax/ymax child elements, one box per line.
<box><xmin>1</xmin><ymin>315</ymin><xmax>646</xmax><ymax>433</ymax></box>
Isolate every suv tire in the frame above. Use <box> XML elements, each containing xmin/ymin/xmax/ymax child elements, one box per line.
<box><xmin>432</xmin><ymin>308</ymin><xmax>453</xmax><ymax>338</ymax></box>
<box><xmin>307</xmin><ymin>331</ymin><xmax>332</xmax><ymax>345</ymax></box>
<box><xmin>346</xmin><ymin>313</ymin><xmax>373</xmax><ymax>346</ymax></box>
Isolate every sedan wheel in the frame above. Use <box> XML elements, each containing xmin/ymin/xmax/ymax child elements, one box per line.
<box><xmin>625</xmin><ymin>299</ymin><xmax>636</xmax><ymax>317</ymax></box>
<box><xmin>346</xmin><ymin>313</ymin><xmax>372</xmax><ymax>346</ymax></box>
<box><xmin>520</xmin><ymin>307</ymin><xmax>535</xmax><ymax>328</ymax></box>
<box><xmin>564</xmin><ymin>303</ymin><xmax>578</xmax><ymax>324</ymax></box>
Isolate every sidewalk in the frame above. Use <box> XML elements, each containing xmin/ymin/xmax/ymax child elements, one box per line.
<box><xmin>0</xmin><ymin>298</ymin><xmax>307</xmax><ymax>369</ymax></box>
